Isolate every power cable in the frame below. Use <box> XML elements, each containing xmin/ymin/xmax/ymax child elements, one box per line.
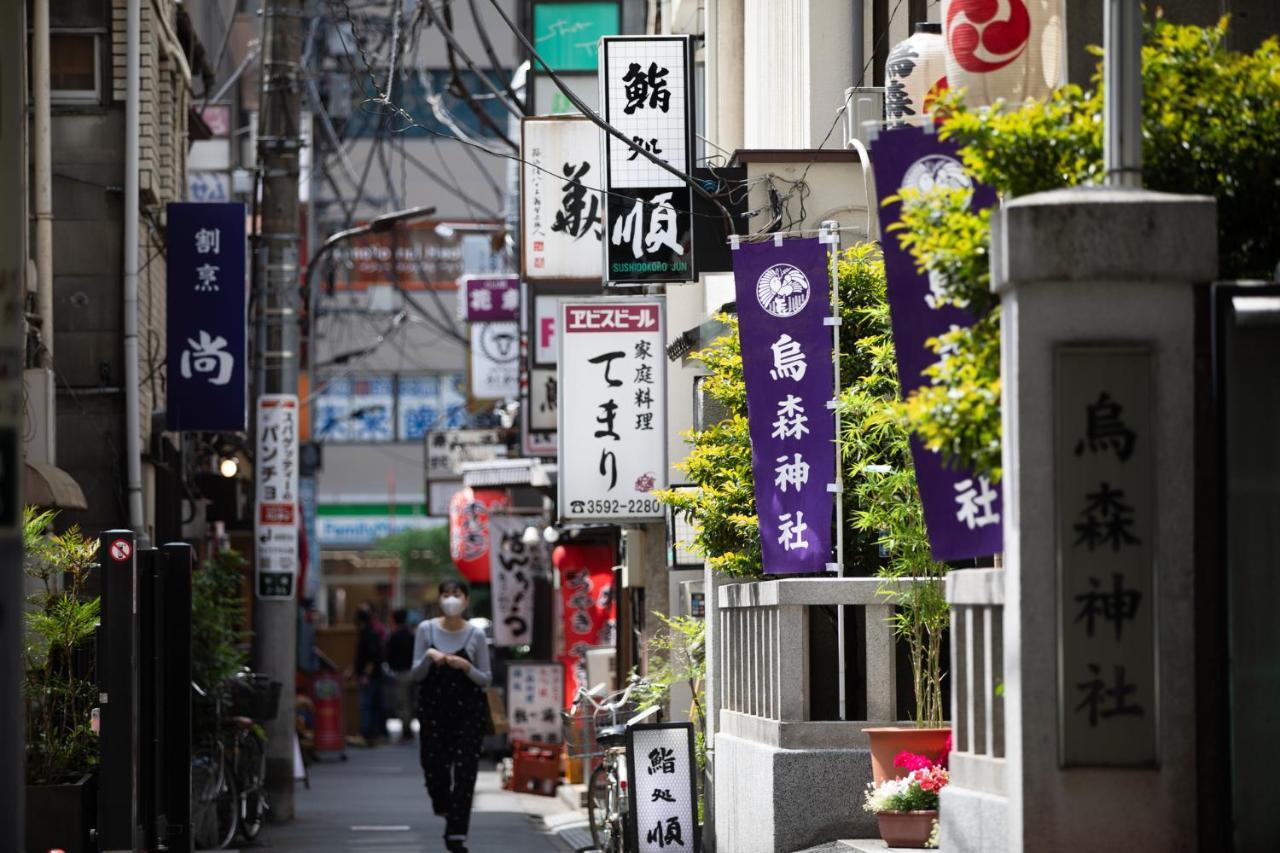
<box><xmin>420</xmin><ymin>0</ymin><xmax>525</xmax><ymax>122</ymax></box>
<box><xmin>467</xmin><ymin>0</ymin><xmax>528</xmax><ymax>113</ymax></box>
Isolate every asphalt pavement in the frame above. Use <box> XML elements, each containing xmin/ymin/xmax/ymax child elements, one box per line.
<box><xmin>245</xmin><ymin>738</ymin><xmax>575</xmax><ymax>853</ymax></box>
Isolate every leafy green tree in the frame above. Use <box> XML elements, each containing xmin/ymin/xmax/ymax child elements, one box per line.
<box><xmin>372</xmin><ymin>524</ymin><xmax>453</xmax><ymax>583</ymax></box>
<box><xmin>895</xmin><ymin>16</ymin><xmax>1280</xmax><ymax>481</ymax></box>
<box><xmin>191</xmin><ymin>549</ymin><xmax>250</xmax><ymax>696</ymax></box>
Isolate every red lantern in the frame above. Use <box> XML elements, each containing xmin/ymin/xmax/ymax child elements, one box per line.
<box><xmin>448</xmin><ymin>487</ymin><xmax>509</xmax><ymax>583</ymax></box>
<box><xmin>942</xmin><ymin>0</ymin><xmax>1064</xmax><ymax>108</ymax></box>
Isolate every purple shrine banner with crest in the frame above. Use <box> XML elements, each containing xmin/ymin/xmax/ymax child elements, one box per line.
<box><xmin>733</xmin><ymin>238</ymin><xmax>835</xmax><ymax>575</ymax></box>
<box><xmin>869</xmin><ymin>124</ymin><xmax>1003</xmax><ymax>562</ymax></box>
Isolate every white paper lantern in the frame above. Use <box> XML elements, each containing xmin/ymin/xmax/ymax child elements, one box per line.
<box><xmin>942</xmin><ymin>0</ymin><xmax>1065</xmax><ymax>108</ymax></box>
<box><xmin>885</xmin><ymin>24</ymin><xmax>949</xmax><ymax>128</ymax></box>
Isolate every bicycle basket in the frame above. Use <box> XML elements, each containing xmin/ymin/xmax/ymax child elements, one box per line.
<box><xmin>228</xmin><ymin>673</ymin><xmax>282</xmax><ymax>723</ymax></box>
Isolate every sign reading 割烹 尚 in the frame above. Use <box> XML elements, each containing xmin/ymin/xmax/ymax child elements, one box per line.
<box><xmin>558</xmin><ymin>299</ymin><xmax>666</xmax><ymax>522</ymax></box>
<box><xmin>732</xmin><ymin>238</ymin><xmax>836</xmax><ymax>575</ymax></box>
<box><xmin>1056</xmin><ymin>346</ymin><xmax>1156</xmax><ymax>767</ymax></box>
<box><xmin>626</xmin><ymin>722</ymin><xmax>700</xmax><ymax>853</ymax></box>
<box><xmin>521</xmin><ymin>117</ymin><xmax>604</xmax><ymax>281</ymax></box>
<box><xmin>600</xmin><ymin>36</ymin><xmax>695</xmax><ymax>284</ymax></box>
<box><xmin>166</xmin><ymin>202</ymin><xmax>247</xmax><ymax>431</ymax></box>
<box><xmin>256</xmin><ymin>394</ymin><xmax>299</xmax><ymax>599</ymax></box>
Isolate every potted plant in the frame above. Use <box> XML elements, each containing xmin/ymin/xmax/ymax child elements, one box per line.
<box><xmin>861</xmin><ymin>751</ymin><xmax>948</xmax><ymax>848</ymax></box>
<box><xmin>22</xmin><ymin>507</ymin><xmax>101</xmax><ymax>853</ymax></box>
<box><xmin>837</xmin><ymin>246</ymin><xmax>952</xmax><ymax>782</ymax></box>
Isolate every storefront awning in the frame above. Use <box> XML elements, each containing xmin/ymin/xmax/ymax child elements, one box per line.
<box><xmin>460</xmin><ymin>458</ymin><xmax>555</xmax><ymax>490</ymax></box>
<box><xmin>24</xmin><ymin>461</ymin><xmax>88</xmax><ymax>510</ymax></box>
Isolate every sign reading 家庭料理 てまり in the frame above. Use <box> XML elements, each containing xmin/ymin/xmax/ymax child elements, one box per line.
<box><xmin>626</xmin><ymin>723</ymin><xmax>701</xmax><ymax>852</ymax></box>
<box><xmin>256</xmin><ymin>394</ymin><xmax>299</xmax><ymax>599</ymax></box>
<box><xmin>558</xmin><ymin>299</ymin><xmax>666</xmax><ymax>522</ymax></box>
<box><xmin>1056</xmin><ymin>346</ymin><xmax>1156</xmax><ymax>767</ymax></box>
<box><xmin>521</xmin><ymin>117</ymin><xmax>604</xmax><ymax>281</ymax></box>
<box><xmin>732</xmin><ymin>238</ymin><xmax>836</xmax><ymax>575</ymax></box>
<box><xmin>600</xmin><ymin>36</ymin><xmax>695</xmax><ymax>284</ymax></box>
<box><xmin>166</xmin><ymin>202</ymin><xmax>246</xmax><ymax>431</ymax></box>
<box><xmin>506</xmin><ymin>662</ymin><xmax>564</xmax><ymax>744</ymax></box>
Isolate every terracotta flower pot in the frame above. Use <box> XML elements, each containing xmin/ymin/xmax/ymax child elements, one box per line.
<box><xmin>863</xmin><ymin>726</ymin><xmax>950</xmax><ymax>784</ymax></box>
<box><xmin>876</xmin><ymin>809</ymin><xmax>938</xmax><ymax>848</ymax></box>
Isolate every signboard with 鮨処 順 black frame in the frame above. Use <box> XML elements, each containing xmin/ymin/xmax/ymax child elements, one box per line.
<box><xmin>625</xmin><ymin>721</ymin><xmax>701</xmax><ymax>853</ymax></box>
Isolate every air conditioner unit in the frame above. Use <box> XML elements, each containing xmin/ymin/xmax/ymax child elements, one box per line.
<box><xmin>844</xmin><ymin>87</ymin><xmax>886</xmax><ymax>149</ymax></box>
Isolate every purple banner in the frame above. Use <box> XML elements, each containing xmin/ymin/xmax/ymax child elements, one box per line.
<box><xmin>869</xmin><ymin>124</ymin><xmax>1002</xmax><ymax>561</ymax></box>
<box><xmin>462</xmin><ymin>274</ymin><xmax>520</xmax><ymax>322</ymax></box>
<box><xmin>733</xmin><ymin>238</ymin><xmax>835</xmax><ymax>575</ymax></box>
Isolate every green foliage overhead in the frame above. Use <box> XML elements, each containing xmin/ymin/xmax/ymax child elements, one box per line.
<box><xmin>23</xmin><ymin>507</ymin><xmax>101</xmax><ymax>785</ymax></box>
<box><xmin>896</xmin><ymin>15</ymin><xmax>1280</xmax><ymax>481</ymax></box>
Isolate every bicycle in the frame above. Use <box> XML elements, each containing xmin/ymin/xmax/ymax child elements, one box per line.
<box><xmin>191</xmin><ymin>671</ymin><xmax>278</xmax><ymax>849</ymax></box>
<box><xmin>563</xmin><ymin>678</ymin><xmax>659</xmax><ymax>853</ymax></box>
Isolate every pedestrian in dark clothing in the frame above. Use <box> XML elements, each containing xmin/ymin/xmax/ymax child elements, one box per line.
<box><xmin>354</xmin><ymin>607</ymin><xmax>385</xmax><ymax>745</ymax></box>
<box><xmin>384</xmin><ymin>607</ymin><xmax>417</xmax><ymax>741</ymax></box>
<box><xmin>411</xmin><ymin>579</ymin><xmax>492</xmax><ymax>853</ymax></box>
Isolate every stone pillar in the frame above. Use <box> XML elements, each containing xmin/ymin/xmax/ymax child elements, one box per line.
<box><xmin>993</xmin><ymin>187</ymin><xmax>1216</xmax><ymax>850</ymax></box>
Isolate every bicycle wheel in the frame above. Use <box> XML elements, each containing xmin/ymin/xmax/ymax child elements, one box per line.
<box><xmin>192</xmin><ymin>748</ymin><xmax>238</xmax><ymax>849</ymax></box>
<box><xmin>587</xmin><ymin>763</ymin><xmax>622</xmax><ymax>853</ymax></box>
<box><xmin>237</xmin><ymin>732</ymin><xmax>268</xmax><ymax>842</ymax></box>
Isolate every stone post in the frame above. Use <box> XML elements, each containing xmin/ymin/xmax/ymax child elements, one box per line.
<box><xmin>992</xmin><ymin>187</ymin><xmax>1216</xmax><ymax>850</ymax></box>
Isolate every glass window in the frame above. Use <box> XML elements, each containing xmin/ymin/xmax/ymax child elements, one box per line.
<box><xmin>50</xmin><ymin>33</ymin><xmax>99</xmax><ymax>100</ymax></box>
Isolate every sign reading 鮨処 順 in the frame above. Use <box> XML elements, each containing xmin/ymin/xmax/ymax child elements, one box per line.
<box><xmin>557</xmin><ymin>298</ymin><xmax>666</xmax><ymax>522</ymax></box>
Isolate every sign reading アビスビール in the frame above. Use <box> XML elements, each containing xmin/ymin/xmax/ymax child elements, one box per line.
<box><xmin>558</xmin><ymin>299</ymin><xmax>666</xmax><ymax>522</ymax></box>
<box><xmin>256</xmin><ymin>394</ymin><xmax>299</xmax><ymax>599</ymax></box>
<box><xmin>600</xmin><ymin>36</ymin><xmax>695</xmax><ymax>284</ymax></box>
<box><xmin>166</xmin><ymin>202</ymin><xmax>247</xmax><ymax>431</ymax></box>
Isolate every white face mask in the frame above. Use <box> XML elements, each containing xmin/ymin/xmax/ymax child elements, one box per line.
<box><xmin>440</xmin><ymin>596</ymin><xmax>466</xmax><ymax>617</ymax></box>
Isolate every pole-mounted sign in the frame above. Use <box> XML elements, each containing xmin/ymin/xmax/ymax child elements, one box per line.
<box><xmin>256</xmin><ymin>394</ymin><xmax>299</xmax><ymax>599</ymax></box>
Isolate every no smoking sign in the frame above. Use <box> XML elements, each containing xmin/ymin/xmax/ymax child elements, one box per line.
<box><xmin>109</xmin><ymin>538</ymin><xmax>132</xmax><ymax>563</ymax></box>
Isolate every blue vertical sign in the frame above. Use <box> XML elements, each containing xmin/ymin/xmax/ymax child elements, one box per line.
<box><xmin>166</xmin><ymin>202</ymin><xmax>247</xmax><ymax>431</ymax></box>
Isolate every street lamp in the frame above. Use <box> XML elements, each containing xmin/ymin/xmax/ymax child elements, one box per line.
<box><xmin>303</xmin><ymin>204</ymin><xmax>437</xmax><ymax>302</ymax></box>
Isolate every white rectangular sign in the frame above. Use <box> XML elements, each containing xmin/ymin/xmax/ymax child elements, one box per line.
<box><xmin>425</xmin><ymin>429</ymin><xmax>509</xmax><ymax>482</ymax></box>
<box><xmin>490</xmin><ymin>515</ymin><xmax>538</xmax><ymax>647</ymax></box>
<box><xmin>470</xmin><ymin>322</ymin><xmax>520</xmax><ymax>400</ymax></box>
<box><xmin>600</xmin><ymin>37</ymin><xmax>690</xmax><ymax>189</ymax></box>
<box><xmin>521</xmin><ymin>117</ymin><xmax>604</xmax><ymax>281</ymax></box>
<box><xmin>256</xmin><ymin>394</ymin><xmax>299</xmax><ymax>599</ymax></box>
<box><xmin>506</xmin><ymin>662</ymin><xmax>565</xmax><ymax>745</ymax></box>
<box><xmin>626</xmin><ymin>723</ymin><xmax>700</xmax><ymax>852</ymax></box>
<box><xmin>558</xmin><ymin>298</ymin><xmax>666</xmax><ymax>521</ymax></box>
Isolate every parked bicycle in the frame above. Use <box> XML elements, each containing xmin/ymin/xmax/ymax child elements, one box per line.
<box><xmin>563</xmin><ymin>678</ymin><xmax>659</xmax><ymax>853</ymax></box>
<box><xmin>191</xmin><ymin>670</ymin><xmax>279</xmax><ymax>849</ymax></box>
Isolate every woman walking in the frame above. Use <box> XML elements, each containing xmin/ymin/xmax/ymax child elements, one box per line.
<box><xmin>411</xmin><ymin>579</ymin><xmax>492</xmax><ymax>852</ymax></box>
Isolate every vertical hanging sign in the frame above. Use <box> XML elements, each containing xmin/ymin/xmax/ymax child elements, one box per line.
<box><xmin>870</xmin><ymin>124</ymin><xmax>1003</xmax><ymax>561</ymax></box>
<box><xmin>490</xmin><ymin>515</ymin><xmax>537</xmax><ymax>648</ymax></box>
<box><xmin>600</xmin><ymin>35</ymin><xmax>695</xmax><ymax>284</ymax></box>
<box><xmin>558</xmin><ymin>298</ymin><xmax>667</xmax><ymax>521</ymax></box>
<box><xmin>521</xmin><ymin>117</ymin><xmax>605</xmax><ymax>281</ymax></box>
<box><xmin>166</xmin><ymin>202</ymin><xmax>247</xmax><ymax>430</ymax></box>
<box><xmin>256</xmin><ymin>394</ymin><xmax>299</xmax><ymax>599</ymax></box>
<box><xmin>732</xmin><ymin>238</ymin><xmax>837</xmax><ymax>575</ymax></box>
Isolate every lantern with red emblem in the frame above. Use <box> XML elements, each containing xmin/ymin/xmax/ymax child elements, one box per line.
<box><xmin>941</xmin><ymin>0</ymin><xmax>1065</xmax><ymax>108</ymax></box>
<box><xmin>886</xmin><ymin>23</ymin><xmax>949</xmax><ymax>128</ymax></box>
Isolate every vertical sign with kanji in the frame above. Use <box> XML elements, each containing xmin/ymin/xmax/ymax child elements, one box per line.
<box><xmin>521</xmin><ymin>117</ymin><xmax>604</xmax><ymax>281</ymax></box>
<box><xmin>626</xmin><ymin>722</ymin><xmax>700</xmax><ymax>853</ymax></box>
<box><xmin>1056</xmin><ymin>346</ymin><xmax>1156</xmax><ymax>766</ymax></box>
<box><xmin>490</xmin><ymin>515</ymin><xmax>537</xmax><ymax>647</ymax></box>
<box><xmin>600</xmin><ymin>36</ymin><xmax>695</xmax><ymax>284</ymax></box>
<box><xmin>558</xmin><ymin>298</ymin><xmax>666</xmax><ymax>522</ymax></box>
<box><xmin>166</xmin><ymin>202</ymin><xmax>247</xmax><ymax>430</ymax></box>
<box><xmin>256</xmin><ymin>394</ymin><xmax>300</xmax><ymax>599</ymax></box>
<box><xmin>506</xmin><ymin>662</ymin><xmax>565</xmax><ymax>744</ymax></box>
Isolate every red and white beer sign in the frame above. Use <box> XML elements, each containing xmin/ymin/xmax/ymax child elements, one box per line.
<box><xmin>255</xmin><ymin>394</ymin><xmax>299</xmax><ymax>599</ymax></box>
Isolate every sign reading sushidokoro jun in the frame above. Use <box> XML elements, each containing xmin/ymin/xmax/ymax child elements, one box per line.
<box><xmin>521</xmin><ymin>117</ymin><xmax>604</xmax><ymax>281</ymax></box>
<box><xmin>558</xmin><ymin>298</ymin><xmax>666</xmax><ymax>522</ymax></box>
<box><xmin>626</xmin><ymin>722</ymin><xmax>701</xmax><ymax>853</ymax></box>
<box><xmin>732</xmin><ymin>238</ymin><xmax>836</xmax><ymax>575</ymax></box>
<box><xmin>256</xmin><ymin>394</ymin><xmax>299</xmax><ymax>599</ymax></box>
<box><xmin>599</xmin><ymin>36</ymin><xmax>695</xmax><ymax>284</ymax></box>
<box><xmin>165</xmin><ymin>202</ymin><xmax>246</xmax><ymax>431</ymax></box>
<box><xmin>1056</xmin><ymin>346</ymin><xmax>1156</xmax><ymax>767</ymax></box>
<box><xmin>425</xmin><ymin>428</ymin><xmax>509</xmax><ymax>483</ymax></box>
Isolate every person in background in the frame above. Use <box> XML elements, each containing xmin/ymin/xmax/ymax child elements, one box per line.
<box><xmin>411</xmin><ymin>579</ymin><xmax>492</xmax><ymax>853</ymax></box>
<box><xmin>353</xmin><ymin>606</ymin><xmax>385</xmax><ymax>746</ymax></box>
<box><xmin>383</xmin><ymin>607</ymin><xmax>417</xmax><ymax>742</ymax></box>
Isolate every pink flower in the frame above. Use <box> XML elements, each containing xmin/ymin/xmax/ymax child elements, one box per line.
<box><xmin>939</xmin><ymin>734</ymin><xmax>952</xmax><ymax>770</ymax></box>
<box><xmin>894</xmin><ymin>750</ymin><xmax>934</xmax><ymax>772</ymax></box>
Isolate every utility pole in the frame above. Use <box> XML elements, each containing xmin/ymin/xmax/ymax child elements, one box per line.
<box><xmin>254</xmin><ymin>0</ymin><xmax>303</xmax><ymax>821</ymax></box>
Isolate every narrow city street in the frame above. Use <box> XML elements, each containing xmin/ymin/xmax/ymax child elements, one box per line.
<box><xmin>261</xmin><ymin>742</ymin><xmax>576</xmax><ymax>853</ymax></box>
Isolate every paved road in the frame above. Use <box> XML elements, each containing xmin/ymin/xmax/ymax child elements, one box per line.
<box><xmin>252</xmin><ymin>740</ymin><xmax>574</xmax><ymax>853</ymax></box>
